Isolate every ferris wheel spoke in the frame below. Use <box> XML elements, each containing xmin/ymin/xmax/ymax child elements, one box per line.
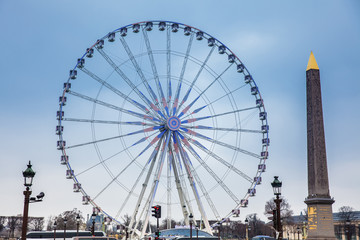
<box><xmin>181</xmin><ymin>132</ymin><xmax>253</xmax><ymax>183</ymax></box>
<box><xmin>64</xmin><ymin>118</ymin><xmax>157</xmax><ymax>127</ymax></box>
<box><xmin>119</xmin><ymin>37</ymin><xmax>167</xmax><ymax>120</ymax></box>
<box><xmin>119</xmin><ymin>140</ymin><xmax>162</xmax><ymax>226</ymax></box>
<box><xmin>65</xmin><ymin>126</ymin><xmax>161</xmax><ymax>149</ymax></box>
<box><xmin>174</xmin><ymin>132</ymin><xmax>212</xmax><ymax>233</ymax></box>
<box><xmin>80</xmin><ymin>67</ymin><xmax>155</xmax><ymax>117</ymax></box>
<box><xmin>181</xmin><ymin>106</ymin><xmax>258</xmax><ymax>124</ymax></box>
<box><xmin>178</xmin><ymin>63</ymin><xmax>233</xmax><ymax>119</ymax></box>
<box><xmin>183</xmin><ymin>83</ymin><xmax>248</xmax><ymax>118</ymax></box>
<box><xmin>172</xmin><ymin>32</ymin><xmax>195</xmax><ymax>116</ymax></box>
<box><xmin>74</xmin><ymin>132</ymin><xmax>157</xmax><ymax>177</ymax></box>
<box><xmin>166</xmin><ymin>26</ymin><xmax>172</xmax><ymax>113</ymax></box>
<box><xmin>92</xmin><ymin>132</ymin><xmax>165</xmax><ymax>201</ymax></box>
<box><xmin>67</xmin><ymin>90</ymin><xmax>162</xmax><ymax>124</ymax></box>
<box><xmin>182</xmin><ymin>124</ymin><xmax>263</xmax><ymax>134</ymax></box>
<box><xmin>90</xmin><ymin>133</ymin><xmax>132</xmax><ymax>198</ymax></box>
<box><xmin>177</xmin><ymin>131</ymin><xmax>241</xmax><ymax>205</ymax></box>
<box><xmin>133</xmin><ymin>130</ymin><xmax>167</xmax><ymax>157</ymax></box>
<box><xmin>180</xmin><ymin>127</ymin><xmax>261</xmax><ymax>159</ymax></box>
<box><xmin>176</xmin><ymin>46</ymin><xmax>215</xmax><ymax>118</ymax></box>
<box><xmin>97</xmin><ymin>48</ymin><xmax>163</xmax><ymax>120</ymax></box>
<box><xmin>142</xmin><ymin>27</ymin><xmax>169</xmax><ymax>117</ymax></box>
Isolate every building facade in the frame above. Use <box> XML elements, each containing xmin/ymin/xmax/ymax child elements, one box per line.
<box><xmin>282</xmin><ymin>212</ymin><xmax>360</xmax><ymax>240</ymax></box>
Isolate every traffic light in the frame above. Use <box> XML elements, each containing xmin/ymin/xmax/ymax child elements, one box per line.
<box><xmin>152</xmin><ymin>205</ymin><xmax>161</xmax><ymax>218</ymax></box>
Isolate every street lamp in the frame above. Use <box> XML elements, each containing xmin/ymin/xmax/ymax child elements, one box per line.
<box><xmin>53</xmin><ymin>221</ymin><xmax>57</xmax><ymax>240</ymax></box>
<box><xmin>245</xmin><ymin>218</ymin><xmax>249</xmax><ymax>240</ymax></box>
<box><xmin>63</xmin><ymin>218</ymin><xmax>67</xmax><ymax>240</ymax></box>
<box><xmin>189</xmin><ymin>213</ymin><xmax>194</xmax><ymax>240</ymax></box>
<box><xmin>296</xmin><ymin>226</ymin><xmax>301</xmax><ymax>240</ymax></box>
<box><xmin>271</xmin><ymin>176</ymin><xmax>283</xmax><ymax>240</ymax></box>
<box><xmin>21</xmin><ymin>161</ymin><xmax>36</xmax><ymax>240</ymax></box>
<box><xmin>91</xmin><ymin>212</ymin><xmax>97</xmax><ymax>236</ymax></box>
<box><xmin>302</xmin><ymin>221</ymin><xmax>306</xmax><ymax>240</ymax></box>
<box><xmin>346</xmin><ymin>219</ymin><xmax>351</xmax><ymax>240</ymax></box>
<box><xmin>76</xmin><ymin>214</ymin><xmax>81</xmax><ymax>236</ymax></box>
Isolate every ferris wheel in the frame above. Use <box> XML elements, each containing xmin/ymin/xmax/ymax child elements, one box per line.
<box><xmin>56</xmin><ymin>21</ymin><xmax>269</xmax><ymax>237</ymax></box>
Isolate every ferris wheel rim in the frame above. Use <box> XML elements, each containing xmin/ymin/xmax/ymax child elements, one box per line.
<box><xmin>57</xmin><ymin>20</ymin><xmax>269</xmax><ymax>235</ymax></box>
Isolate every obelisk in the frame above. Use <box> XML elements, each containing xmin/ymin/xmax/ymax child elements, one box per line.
<box><xmin>304</xmin><ymin>51</ymin><xmax>336</xmax><ymax>240</ymax></box>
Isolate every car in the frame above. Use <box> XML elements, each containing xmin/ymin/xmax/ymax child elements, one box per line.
<box><xmin>73</xmin><ymin>237</ymin><xmax>117</xmax><ymax>240</ymax></box>
<box><xmin>252</xmin><ymin>235</ymin><xmax>275</xmax><ymax>240</ymax></box>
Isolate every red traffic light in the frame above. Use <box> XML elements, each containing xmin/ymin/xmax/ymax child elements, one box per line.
<box><xmin>151</xmin><ymin>205</ymin><xmax>161</xmax><ymax>218</ymax></box>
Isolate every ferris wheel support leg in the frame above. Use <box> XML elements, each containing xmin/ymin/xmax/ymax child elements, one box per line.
<box><xmin>167</xmin><ymin>145</ymin><xmax>172</xmax><ymax>229</ymax></box>
<box><xmin>175</xmin><ymin>133</ymin><xmax>212</xmax><ymax>234</ymax></box>
<box><xmin>169</xmin><ymin>145</ymin><xmax>191</xmax><ymax>224</ymax></box>
<box><xmin>171</xmin><ymin>137</ymin><xmax>196</xmax><ymax>226</ymax></box>
<box><xmin>128</xmin><ymin>140</ymin><xmax>162</xmax><ymax>234</ymax></box>
<box><xmin>140</xmin><ymin>131</ymin><xmax>171</xmax><ymax>238</ymax></box>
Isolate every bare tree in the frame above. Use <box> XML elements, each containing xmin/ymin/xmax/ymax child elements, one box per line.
<box><xmin>0</xmin><ymin>216</ymin><xmax>6</xmax><ymax>233</ymax></box>
<box><xmin>29</xmin><ymin>217</ymin><xmax>44</xmax><ymax>231</ymax></box>
<box><xmin>247</xmin><ymin>213</ymin><xmax>273</xmax><ymax>238</ymax></box>
<box><xmin>264</xmin><ymin>197</ymin><xmax>293</xmax><ymax>224</ymax></box>
<box><xmin>160</xmin><ymin>218</ymin><xmax>179</xmax><ymax>230</ymax></box>
<box><xmin>121</xmin><ymin>214</ymin><xmax>131</xmax><ymax>227</ymax></box>
<box><xmin>47</xmin><ymin>209</ymin><xmax>84</xmax><ymax>230</ymax></box>
<box><xmin>338</xmin><ymin>206</ymin><xmax>356</xmax><ymax>223</ymax></box>
<box><xmin>46</xmin><ymin>215</ymin><xmax>56</xmax><ymax>231</ymax></box>
<box><xmin>229</xmin><ymin>221</ymin><xmax>247</xmax><ymax>239</ymax></box>
<box><xmin>338</xmin><ymin>206</ymin><xmax>356</xmax><ymax>240</ymax></box>
<box><xmin>7</xmin><ymin>216</ymin><xmax>22</xmax><ymax>238</ymax></box>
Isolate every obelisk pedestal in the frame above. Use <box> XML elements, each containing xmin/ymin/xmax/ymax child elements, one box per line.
<box><xmin>304</xmin><ymin>52</ymin><xmax>336</xmax><ymax>240</ymax></box>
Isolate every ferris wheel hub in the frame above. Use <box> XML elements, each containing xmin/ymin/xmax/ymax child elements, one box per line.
<box><xmin>167</xmin><ymin>116</ymin><xmax>181</xmax><ymax>131</ymax></box>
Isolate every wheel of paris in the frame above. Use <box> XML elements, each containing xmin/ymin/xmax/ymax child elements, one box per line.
<box><xmin>56</xmin><ymin>21</ymin><xmax>269</xmax><ymax>238</ymax></box>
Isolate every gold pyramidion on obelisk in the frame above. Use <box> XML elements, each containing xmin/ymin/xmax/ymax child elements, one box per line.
<box><xmin>304</xmin><ymin>51</ymin><xmax>336</xmax><ymax>240</ymax></box>
<box><xmin>306</xmin><ymin>51</ymin><xmax>319</xmax><ymax>71</ymax></box>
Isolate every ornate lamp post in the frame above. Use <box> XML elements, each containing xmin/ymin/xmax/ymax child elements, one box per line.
<box><xmin>91</xmin><ymin>212</ymin><xmax>97</xmax><ymax>236</ymax></box>
<box><xmin>271</xmin><ymin>176</ymin><xmax>283</xmax><ymax>240</ymax></box>
<box><xmin>63</xmin><ymin>218</ymin><xmax>67</xmax><ymax>240</ymax></box>
<box><xmin>245</xmin><ymin>218</ymin><xmax>249</xmax><ymax>240</ymax></box>
<box><xmin>21</xmin><ymin>161</ymin><xmax>36</xmax><ymax>240</ymax></box>
<box><xmin>189</xmin><ymin>213</ymin><xmax>194</xmax><ymax>240</ymax></box>
<box><xmin>53</xmin><ymin>221</ymin><xmax>57</xmax><ymax>240</ymax></box>
<box><xmin>76</xmin><ymin>214</ymin><xmax>80</xmax><ymax>236</ymax></box>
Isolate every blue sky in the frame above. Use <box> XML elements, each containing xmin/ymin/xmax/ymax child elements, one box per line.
<box><xmin>1</xmin><ymin>0</ymin><xmax>359</xmax><ymax>225</ymax></box>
